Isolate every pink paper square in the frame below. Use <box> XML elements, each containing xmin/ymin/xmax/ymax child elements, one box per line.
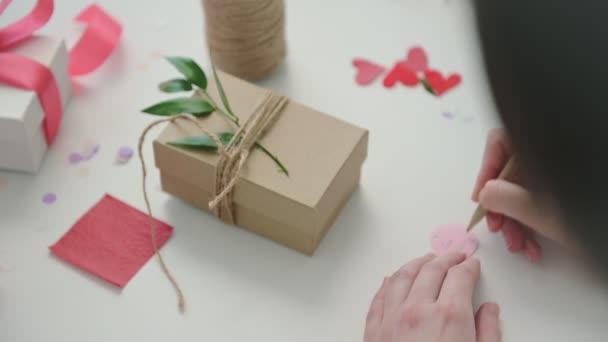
<box><xmin>50</xmin><ymin>194</ymin><xmax>173</xmax><ymax>288</ymax></box>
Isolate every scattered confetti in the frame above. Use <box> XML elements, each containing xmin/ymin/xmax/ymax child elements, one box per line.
<box><xmin>352</xmin><ymin>45</ymin><xmax>462</xmax><ymax>97</ymax></box>
<box><xmin>68</xmin><ymin>143</ymin><xmax>99</xmax><ymax>165</ymax></box>
<box><xmin>49</xmin><ymin>194</ymin><xmax>174</xmax><ymax>288</ymax></box>
<box><xmin>149</xmin><ymin>49</ymin><xmax>162</xmax><ymax>60</ymax></box>
<box><xmin>116</xmin><ymin>146</ymin><xmax>133</xmax><ymax>163</ymax></box>
<box><xmin>77</xmin><ymin>166</ymin><xmax>90</xmax><ymax>177</ymax></box>
<box><xmin>68</xmin><ymin>152</ymin><xmax>83</xmax><ymax>164</ymax></box>
<box><xmin>423</xmin><ymin>70</ymin><xmax>462</xmax><ymax>96</ymax></box>
<box><xmin>431</xmin><ymin>224</ymin><xmax>479</xmax><ymax>257</ymax></box>
<box><xmin>441</xmin><ymin>111</ymin><xmax>455</xmax><ymax>119</ymax></box>
<box><xmin>383</xmin><ymin>63</ymin><xmax>419</xmax><ymax>88</ymax></box>
<box><xmin>136</xmin><ymin>63</ymin><xmax>149</xmax><ymax>71</ymax></box>
<box><xmin>399</xmin><ymin>46</ymin><xmax>429</xmax><ymax>73</ymax></box>
<box><xmin>42</xmin><ymin>192</ymin><xmax>57</xmax><ymax>205</ymax></box>
<box><xmin>82</xmin><ymin>144</ymin><xmax>100</xmax><ymax>160</ymax></box>
<box><xmin>352</xmin><ymin>59</ymin><xmax>386</xmax><ymax>86</ymax></box>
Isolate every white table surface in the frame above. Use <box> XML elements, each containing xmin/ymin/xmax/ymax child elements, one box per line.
<box><xmin>1</xmin><ymin>1</ymin><xmax>608</xmax><ymax>341</ymax></box>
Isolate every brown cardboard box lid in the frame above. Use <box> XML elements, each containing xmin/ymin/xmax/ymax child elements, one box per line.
<box><xmin>154</xmin><ymin>72</ymin><xmax>368</xmax><ymax>228</ymax></box>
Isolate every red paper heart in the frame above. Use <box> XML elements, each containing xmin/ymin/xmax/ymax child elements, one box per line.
<box><xmin>424</xmin><ymin>70</ymin><xmax>462</xmax><ymax>96</ymax></box>
<box><xmin>383</xmin><ymin>63</ymin><xmax>419</xmax><ymax>88</ymax></box>
<box><xmin>400</xmin><ymin>46</ymin><xmax>429</xmax><ymax>73</ymax></box>
<box><xmin>352</xmin><ymin>58</ymin><xmax>386</xmax><ymax>86</ymax></box>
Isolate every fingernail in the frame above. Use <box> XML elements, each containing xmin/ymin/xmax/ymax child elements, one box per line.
<box><xmin>488</xmin><ymin>303</ymin><xmax>500</xmax><ymax>317</ymax></box>
<box><xmin>502</xmin><ymin>229</ymin><xmax>514</xmax><ymax>251</ymax></box>
<box><xmin>478</xmin><ymin>186</ymin><xmax>487</xmax><ymax>203</ymax></box>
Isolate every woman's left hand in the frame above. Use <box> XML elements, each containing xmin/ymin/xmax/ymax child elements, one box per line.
<box><xmin>364</xmin><ymin>253</ymin><xmax>501</xmax><ymax>342</ymax></box>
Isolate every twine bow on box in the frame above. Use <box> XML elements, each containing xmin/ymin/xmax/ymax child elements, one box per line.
<box><xmin>138</xmin><ymin>90</ymin><xmax>289</xmax><ymax>311</ymax></box>
<box><xmin>0</xmin><ymin>0</ymin><xmax>121</xmax><ymax>145</ymax></box>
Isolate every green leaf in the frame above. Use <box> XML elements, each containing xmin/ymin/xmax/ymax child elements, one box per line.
<box><xmin>159</xmin><ymin>79</ymin><xmax>193</xmax><ymax>93</ymax></box>
<box><xmin>420</xmin><ymin>78</ymin><xmax>438</xmax><ymax>96</ymax></box>
<box><xmin>255</xmin><ymin>142</ymin><xmax>289</xmax><ymax>176</ymax></box>
<box><xmin>166</xmin><ymin>56</ymin><xmax>208</xmax><ymax>89</ymax></box>
<box><xmin>142</xmin><ymin>97</ymin><xmax>215</xmax><ymax>117</ymax></box>
<box><xmin>168</xmin><ymin>132</ymin><xmax>234</xmax><ymax>149</ymax></box>
<box><xmin>211</xmin><ymin>62</ymin><xmax>237</xmax><ymax>120</ymax></box>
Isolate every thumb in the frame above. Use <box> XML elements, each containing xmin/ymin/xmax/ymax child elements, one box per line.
<box><xmin>475</xmin><ymin>302</ymin><xmax>501</xmax><ymax>342</ymax></box>
<box><xmin>479</xmin><ymin>180</ymin><xmax>573</xmax><ymax>247</ymax></box>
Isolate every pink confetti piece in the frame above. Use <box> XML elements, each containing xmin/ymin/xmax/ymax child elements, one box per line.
<box><xmin>0</xmin><ymin>177</ymin><xmax>8</xmax><ymax>191</ymax></box>
<box><xmin>149</xmin><ymin>49</ymin><xmax>162</xmax><ymax>60</ymax></box>
<box><xmin>352</xmin><ymin>59</ymin><xmax>386</xmax><ymax>86</ymax></box>
<box><xmin>431</xmin><ymin>224</ymin><xmax>479</xmax><ymax>258</ymax></box>
<box><xmin>399</xmin><ymin>46</ymin><xmax>429</xmax><ymax>73</ymax></box>
<box><xmin>77</xmin><ymin>166</ymin><xmax>90</xmax><ymax>177</ymax></box>
<box><xmin>136</xmin><ymin>63</ymin><xmax>149</xmax><ymax>71</ymax></box>
<box><xmin>42</xmin><ymin>192</ymin><xmax>57</xmax><ymax>204</ymax></box>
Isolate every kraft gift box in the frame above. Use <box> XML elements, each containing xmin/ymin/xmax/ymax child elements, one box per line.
<box><xmin>0</xmin><ymin>36</ymin><xmax>72</xmax><ymax>173</ymax></box>
<box><xmin>153</xmin><ymin>72</ymin><xmax>368</xmax><ymax>255</ymax></box>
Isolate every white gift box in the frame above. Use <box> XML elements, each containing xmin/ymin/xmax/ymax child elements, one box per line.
<box><xmin>0</xmin><ymin>35</ymin><xmax>71</xmax><ymax>173</ymax></box>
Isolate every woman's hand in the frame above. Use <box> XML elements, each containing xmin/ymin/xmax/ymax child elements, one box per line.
<box><xmin>471</xmin><ymin>128</ymin><xmax>575</xmax><ymax>262</ymax></box>
<box><xmin>364</xmin><ymin>253</ymin><xmax>501</xmax><ymax>342</ymax></box>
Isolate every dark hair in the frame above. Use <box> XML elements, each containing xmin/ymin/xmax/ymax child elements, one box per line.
<box><xmin>473</xmin><ymin>1</ymin><xmax>608</xmax><ymax>271</ymax></box>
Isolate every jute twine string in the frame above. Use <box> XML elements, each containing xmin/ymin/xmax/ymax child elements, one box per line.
<box><xmin>210</xmin><ymin>91</ymin><xmax>288</xmax><ymax>222</ymax></box>
<box><xmin>202</xmin><ymin>0</ymin><xmax>286</xmax><ymax>81</ymax></box>
<box><xmin>138</xmin><ymin>91</ymin><xmax>288</xmax><ymax>311</ymax></box>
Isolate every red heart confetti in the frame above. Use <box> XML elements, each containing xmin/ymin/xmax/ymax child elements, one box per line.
<box><xmin>383</xmin><ymin>63</ymin><xmax>419</xmax><ymax>88</ymax></box>
<box><xmin>399</xmin><ymin>46</ymin><xmax>429</xmax><ymax>73</ymax></box>
<box><xmin>352</xmin><ymin>58</ymin><xmax>386</xmax><ymax>86</ymax></box>
<box><xmin>351</xmin><ymin>45</ymin><xmax>463</xmax><ymax>98</ymax></box>
<box><xmin>423</xmin><ymin>70</ymin><xmax>462</xmax><ymax>96</ymax></box>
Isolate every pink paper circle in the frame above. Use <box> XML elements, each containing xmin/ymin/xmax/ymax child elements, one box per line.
<box><xmin>431</xmin><ymin>224</ymin><xmax>479</xmax><ymax>257</ymax></box>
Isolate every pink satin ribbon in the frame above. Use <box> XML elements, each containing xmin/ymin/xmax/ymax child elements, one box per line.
<box><xmin>69</xmin><ymin>4</ymin><xmax>122</xmax><ymax>76</ymax></box>
<box><xmin>0</xmin><ymin>54</ymin><xmax>63</xmax><ymax>143</ymax></box>
<box><xmin>0</xmin><ymin>0</ymin><xmax>13</xmax><ymax>16</ymax></box>
<box><xmin>0</xmin><ymin>0</ymin><xmax>122</xmax><ymax>145</ymax></box>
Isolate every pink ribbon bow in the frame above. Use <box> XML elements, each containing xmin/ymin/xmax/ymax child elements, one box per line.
<box><xmin>0</xmin><ymin>0</ymin><xmax>122</xmax><ymax>145</ymax></box>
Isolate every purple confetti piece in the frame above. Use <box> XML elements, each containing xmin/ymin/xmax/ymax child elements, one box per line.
<box><xmin>442</xmin><ymin>111</ymin><xmax>455</xmax><ymax>119</ymax></box>
<box><xmin>68</xmin><ymin>152</ymin><xmax>83</xmax><ymax>164</ymax></box>
<box><xmin>81</xmin><ymin>144</ymin><xmax>100</xmax><ymax>160</ymax></box>
<box><xmin>118</xmin><ymin>146</ymin><xmax>133</xmax><ymax>160</ymax></box>
<box><xmin>42</xmin><ymin>193</ymin><xmax>57</xmax><ymax>205</ymax></box>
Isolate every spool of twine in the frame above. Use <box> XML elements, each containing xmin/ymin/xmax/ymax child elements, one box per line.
<box><xmin>202</xmin><ymin>0</ymin><xmax>286</xmax><ymax>81</ymax></box>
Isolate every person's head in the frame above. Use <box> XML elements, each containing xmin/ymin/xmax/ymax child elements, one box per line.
<box><xmin>474</xmin><ymin>1</ymin><xmax>608</xmax><ymax>272</ymax></box>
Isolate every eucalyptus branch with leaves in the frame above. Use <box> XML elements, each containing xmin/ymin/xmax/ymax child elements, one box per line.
<box><xmin>141</xmin><ymin>57</ymin><xmax>289</xmax><ymax>176</ymax></box>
